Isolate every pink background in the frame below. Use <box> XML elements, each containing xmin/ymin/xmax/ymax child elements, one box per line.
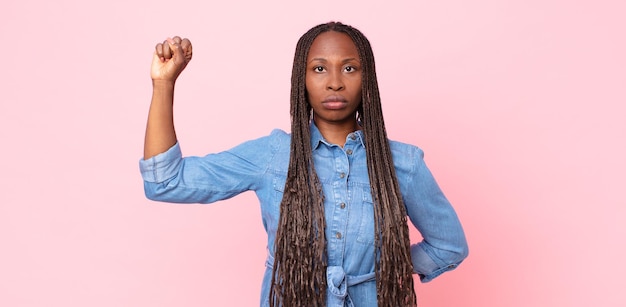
<box><xmin>2</xmin><ymin>0</ymin><xmax>625</xmax><ymax>306</ymax></box>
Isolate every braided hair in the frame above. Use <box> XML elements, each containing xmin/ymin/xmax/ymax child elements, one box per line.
<box><xmin>270</xmin><ymin>21</ymin><xmax>417</xmax><ymax>307</ymax></box>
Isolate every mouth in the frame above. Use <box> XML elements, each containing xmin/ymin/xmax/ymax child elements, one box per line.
<box><xmin>323</xmin><ymin>95</ymin><xmax>348</xmax><ymax>103</ymax></box>
<box><xmin>322</xmin><ymin>95</ymin><xmax>348</xmax><ymax>110</ymax></box>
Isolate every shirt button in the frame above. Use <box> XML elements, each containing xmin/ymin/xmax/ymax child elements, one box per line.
<box><xmin>339</xmin><ymin>172</ymin><xmax>345</xmax><ymax>178</ymax></box>
<box><xmin>336</xmin><ymin>232</ymin><xmax>342</xmax><ymax>239</ymax></box>
<box><xmin>350</xmin><ymin>134</ymin><xmax>357</xmax><ymax>140</ymax></box>
<box><xmin>340</xmin><ymin>202</ymin><xmax>346</xmax><ymax>209</ymax></box>
<box><xmin>345</xmin><ymin>149</ymin><xmax>353</xmax><ymax>155</ymax></box>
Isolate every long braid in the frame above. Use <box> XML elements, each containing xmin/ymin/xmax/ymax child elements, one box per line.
<box><xmin>270</xmin><ymin>25</ymin><xmax>329</xmax><ymax>307</ymax></box>
<box><xmin>270</xmin><ymin>22</ymin><xmax>417</xmax><ymax>306</ymax></box>
<box><xmin>349</xmin><ymin>31</ymin><xmax>417</xmax><ymax>306</ymax></box>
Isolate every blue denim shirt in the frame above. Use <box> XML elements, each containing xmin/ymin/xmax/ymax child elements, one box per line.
<box><xmin>139</xmin><ymin>123</ymin><xmax>468</xmax><ymax>307</ymax></box>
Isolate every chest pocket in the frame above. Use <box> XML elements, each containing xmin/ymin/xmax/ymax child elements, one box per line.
<box><xmin>357</xmin><ymin>187</ymin><xmax>376</xmax><ymax>245</ymax></box>
<box><xmin>266</xmin><ymin>176</ymin><xmax>287</xmax><ymax>232</ymax></box>
<box><xmin>272</xmin><ymin>175</ymin><xmax>287</xmax><ymax>204</ymax></box>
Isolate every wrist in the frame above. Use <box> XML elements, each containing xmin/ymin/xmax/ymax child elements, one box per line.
<box><xmin>152</xmin><ymin>79</ymin><xmax>176</xmax><ymax>91</ymax></box>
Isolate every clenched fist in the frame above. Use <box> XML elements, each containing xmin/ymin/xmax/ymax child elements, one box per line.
<box><xmin>151</xmin><ymin>36</ymin><xmax>193</xmax><ymax>82</ymax></box>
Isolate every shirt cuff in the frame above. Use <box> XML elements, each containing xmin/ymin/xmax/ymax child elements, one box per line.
<box><xmin>411</xmin><ymin>243</ymin><xmax>460</xmax><ymax>283</ymax></box>
<box><xmin>139</xmin><ymin>142</ymin><xmax>183</xmax><ymax>183</ymax></box>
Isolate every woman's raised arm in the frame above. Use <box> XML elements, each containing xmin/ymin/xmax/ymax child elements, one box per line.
<box><xmin>143</xmin><ymin>36</ymin><xmax>193</xmax><ymax>160</ymax></box>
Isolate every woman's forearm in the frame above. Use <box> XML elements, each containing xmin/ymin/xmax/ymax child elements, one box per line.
<box><xmin>143</xmin><ymin>80</ymin><xmax>177</xmax><ymax>160</ymax></box>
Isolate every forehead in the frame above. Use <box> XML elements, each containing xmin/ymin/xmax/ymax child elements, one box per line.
<box><xmin>307</xmin><ymin>31</ymin><xmax>359</xmax><ymax>60</ymax></box>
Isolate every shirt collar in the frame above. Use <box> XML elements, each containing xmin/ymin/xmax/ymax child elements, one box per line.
<box><xmin>310</xmin><ymin>121</ymin><xmax>366</xmax><ymax>150</ymax></box>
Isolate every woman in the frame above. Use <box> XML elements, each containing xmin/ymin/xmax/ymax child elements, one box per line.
<box><xmin>141</xmin><ymin>22</ymin><xmax>468</xmax><ymax>307</ymax></box>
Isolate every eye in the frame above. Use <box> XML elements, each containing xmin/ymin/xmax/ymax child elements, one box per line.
<box><xmin>344</xmin><ymin>65</ymin><xmax>357</xmax><ymax>72</ymax></box>
<box><xmin>313</xmin><ymin>66</ymin><xmax>325</xmax><ymax>72</ymax></box>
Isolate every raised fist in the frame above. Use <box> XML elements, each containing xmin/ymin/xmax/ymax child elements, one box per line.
<box><xmin>151</xmin><ymin>36</ymin><xmax>193</xmax><ymax>82</ymax></box>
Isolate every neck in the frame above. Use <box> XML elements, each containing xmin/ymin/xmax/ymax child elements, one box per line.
<box><xmin>314</xmin><ymin>118</ymin><xmax>360</xmax><ymax>147</ymax></box>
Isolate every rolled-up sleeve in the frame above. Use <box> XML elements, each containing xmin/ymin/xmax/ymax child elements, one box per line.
<box><xmin>402</xmin><ymin>147</ymin><xmax>469</xmax><ymax>282</ymax></box>
<box><xmin>140</xmin><ymin>142</ymin><xmax>184</xmax><ymax>183</ymax></box>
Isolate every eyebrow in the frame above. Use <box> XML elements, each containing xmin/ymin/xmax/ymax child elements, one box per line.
<box><xmin>308</xmin><ymin>57</ymin><xmax>359</xmax><ymax>64</ymax></box>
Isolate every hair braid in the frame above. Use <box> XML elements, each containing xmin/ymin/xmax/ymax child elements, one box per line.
<box><xmin>269</xmin><ymin>24</ymin><xmax>329</xmax><ymax>307</ymax></box>
<box><xmin>270</xmin><ymin>22</ymin><xmax>417</xmax><ymax>307</ymax></box>
<box><xmin>353</xmin><ymin>34</ymin><xmax>417</xmax><ymax>307</ymax></box>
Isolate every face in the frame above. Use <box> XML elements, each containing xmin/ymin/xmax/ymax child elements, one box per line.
<box><xmin>306</xmin><ymin>31</ymin><xmax>362</xmax><ymax>128</ymax></box>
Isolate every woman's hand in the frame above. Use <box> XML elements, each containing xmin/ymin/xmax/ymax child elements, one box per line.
<box><xmin>150</xmin><ymin>36</ymin><xmax>193</xmax><ymax>83</ymax></box>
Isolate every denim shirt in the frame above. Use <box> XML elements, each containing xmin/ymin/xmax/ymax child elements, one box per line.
<box><xmin>139</xmin><ymin>123</ymin><xmax>468</xmax><ymax>307</ymax></box>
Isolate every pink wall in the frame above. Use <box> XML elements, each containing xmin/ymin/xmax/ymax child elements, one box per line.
<box><xmin>2</xmin><ymin>0</ymin><xmax>625</xmax><ymax>306</ymax></box>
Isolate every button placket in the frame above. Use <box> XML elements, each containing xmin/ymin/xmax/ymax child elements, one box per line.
<box><xmin>327</xmin><ymin>143</ymin><xmax>351</xmax><ymax>266</ymax></box>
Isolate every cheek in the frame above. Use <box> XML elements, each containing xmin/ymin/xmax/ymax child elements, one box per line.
<box><xmin>305</xmin><ymin>77</ymin><xmax>322</xmax><ymax>98</ymax></box>
<box><xmin>352</xmin><ymin>77</ymin><xmax>363</xmax><ymax>100</ymax></box>
<box><xmin>355</xmin><ymin>75</ymin><xmax>363</xmax><ymax>88</ymax></box>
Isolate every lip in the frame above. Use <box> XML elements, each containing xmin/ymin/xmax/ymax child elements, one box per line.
<box><xmin>323</xmin><ymin>95</ymin><xmax>348</xmax><ymax>103</ymax></box>
<box><xmin>321</xmin><ymin>95</ymin><xmax>349</xmax><ymax>110</ymax></box>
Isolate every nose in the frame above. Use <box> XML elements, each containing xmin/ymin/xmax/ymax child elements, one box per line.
<box><xmin>327</xmin><ymin>71</ymin><xmax>344</xmax><ymax>91</ymax></box>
